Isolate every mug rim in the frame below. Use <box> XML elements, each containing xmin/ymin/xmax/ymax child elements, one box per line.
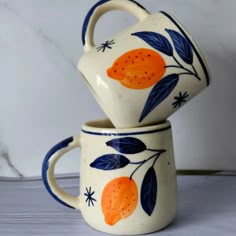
<box><xmin>82</xmin><ymin>118</ymin><xmax>171</xmax><ymax>136</ymax></box>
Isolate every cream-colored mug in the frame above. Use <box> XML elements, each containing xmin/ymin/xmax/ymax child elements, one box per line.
<box><xmin>78</xmin><ymin>0</ymin><xmax>210</xmax><ymax>128</ymax></box>
<box><xmin>42</xmin><ymin>119</ymin><xmax>177</xmax><ymax>235</ymax></box>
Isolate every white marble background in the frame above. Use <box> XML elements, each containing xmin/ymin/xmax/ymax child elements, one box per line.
<box><xmin>0</xmin><ymin>0</ymin><xmax>235</xmax><ymax>178</ymax></box>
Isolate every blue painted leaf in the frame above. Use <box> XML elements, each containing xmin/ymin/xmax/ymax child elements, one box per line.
<box><xmin>90</xmin><ymin>154</ymin><xmax>130</xmax><ymax>170</ymax></box>
<box><xmin>139</xmin><ymin>74</ymin><xmax>179</xmax><ymax>122</ymax></box>
<box><xmin>132</xmin><ymin>31</ymin><xmax>173</xmax><ymax>56</ymax></box>
<box><xmin>106</xmin><ymin>137</ymin><xmax>146</xmax><ymax>154</ymax></box>
<box><xmin>141</xmin><ymin>167</ymin><xmax>157</xmax><ymax>216</ymax></box>
<box><xmin>166</xmin><ymin>29</ymin><xmax>193</xmax><ymax>64</ymax></box>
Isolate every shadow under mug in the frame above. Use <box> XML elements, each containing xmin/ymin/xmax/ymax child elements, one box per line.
<box><xmin>78</xmin><ymin>0</ymin><xmax>211</xmax><ymax>128</ymax></box>
<box><xmin>42</xmin><ymin>119</ymin><xmax>177</xmax><ymax>235</ymax></box>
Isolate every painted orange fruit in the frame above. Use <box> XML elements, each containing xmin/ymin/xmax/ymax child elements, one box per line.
<box><xmin>107</xmin><ymin>48</ymin><xmax>166</xmax><ymax>89</ymax></box>
<box><xmin>101</xmin><ymin>176</ymin><xmax>138</xmax><ymax>226</ymax></box>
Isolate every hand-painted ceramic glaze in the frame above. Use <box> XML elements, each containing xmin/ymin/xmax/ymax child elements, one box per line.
<box><xmin>42</xmin><ymin>119</ymin><xmax>177</xmax><ymax>235</ymax></box>
<box><xmin>78</xmin><ymin>0</ymin><xmax>210</xmax><ymax>128</ymax></box>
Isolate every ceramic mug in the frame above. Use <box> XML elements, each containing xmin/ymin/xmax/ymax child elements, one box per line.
<box><xmin>42</xmin><ymin>119</ymin><xmax>177</xmax><ymax>235</ymax></box>
<box><xmin>78</xmin><ymin>0</ymin><xmax>211</xmax><ymax>128</ymax></box>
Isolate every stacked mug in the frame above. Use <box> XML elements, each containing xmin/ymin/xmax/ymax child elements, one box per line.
<box><xmin>42</xmin><ymin>0</ymin><xmax>210</xmax><ymax>235</ymax></box>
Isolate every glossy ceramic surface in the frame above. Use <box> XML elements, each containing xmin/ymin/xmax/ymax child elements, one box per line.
<box><xmin>42</xmin><ymin>119</ymin><xmax>177</xmax><ymax>235</ymax></box>
<box><xmin>78</xmin><ymin>0</ymin><xmax>210</xmax><ymax>128</ymax></box>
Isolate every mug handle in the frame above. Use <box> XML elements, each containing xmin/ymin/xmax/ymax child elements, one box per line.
<box><xmin>82</xmin><ymin>0</ymin><xmax>150</xmax><ymax>51</ymax></box>
<box><xmin>42</xmin><ymin>135</ymin><xmax>81</xmax><ymax>209</ymax></box>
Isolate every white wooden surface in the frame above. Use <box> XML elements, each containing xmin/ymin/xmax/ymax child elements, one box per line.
<box><xmin>0</xmin><ymin>0</ymin><xmax>236</xmax><ymax>178</ymax></box>
<box><xmin>0</xmin><ymin>176</ymin><xmax>236</xmax><ymax>236</ymax></box>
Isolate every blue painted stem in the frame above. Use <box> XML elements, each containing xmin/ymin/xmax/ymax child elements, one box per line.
<box><xmin>192</xmin><ymin>64</ymin><xmax>199</xmax><ymax>77</ymax></box>
<box><xmin>130</xmin><ymin>153</ymin><xmax>158</xmax><ymax>180</ymax></box>
<box><xmin>152</xmin><ymin>150</ymin><xmax>166</xmax><ymax>167</ymax></box>
<box><xmin>165</xmin><ymin>56</ymin><xmax>201</xmax><ymax>81</ymax></box>
<box><xmin>129</xmin><ymin>149</ymin><xmax>166</xmax><ymax>179</ymax></box>
<box><xmin>146</xmin><ymin>148</ymin><xmax>166</xmax><ymax>152</ymax></box>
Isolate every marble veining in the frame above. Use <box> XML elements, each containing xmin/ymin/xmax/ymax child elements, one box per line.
<box><xmin>36</xmin><ymin>28</ymin><xmax>77</xmax><ymax>70</ymax></box>
<box><xmin>0</xmin><ymin>142</ymin><xmax>24</xmax><ymax>178</ymax></box>
<box><xmin>0</xmin><ymin>1</ymin><xmax>77</xmax><ymax>70</ymax></box>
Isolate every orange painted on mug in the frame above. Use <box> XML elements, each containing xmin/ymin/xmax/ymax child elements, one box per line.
<box><xmin>107</xmin><ymin>48</ymin><xmax>166</xmax><ymax>89</ymax></box>
<box><xmin>101</xmin><ymin>176</ymin><xmax>138</xmax><ymax>226</ymax></box>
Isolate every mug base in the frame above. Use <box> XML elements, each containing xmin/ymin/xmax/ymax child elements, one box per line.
<box><xmin>85</xmin><ymin>214</ymin><xmax>177</xmax><ymax>235</ymax></box>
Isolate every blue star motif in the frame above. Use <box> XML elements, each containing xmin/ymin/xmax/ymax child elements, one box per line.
<box><xmin>96</xmin><ymin>39</ymin><xmax>115</xmax><ymax>52</ymax></box>
<box><xmin>84</xmin><ymin>186</ymin><xmax>96</xmax><ymax>207</ymax></box>
<box><xmin>172</xmin><ymin>91</ymin><xmax>189</xmax><ymax>109</ymax></box>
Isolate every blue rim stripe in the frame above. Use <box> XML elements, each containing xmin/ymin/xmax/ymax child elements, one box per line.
<box><xmin>160</xmin><ymin>11</ymin><xmax>210</xmax><ymax>86</ymax></box>
<box><xmin>82</xmin><ymin>125</ymin><xmax>171</xmax><ymax>136</ymax></box>
<box><xmin>42</xmin><ymin>136</ymin><xmax>75</xmax><ymax>209</ymax></box>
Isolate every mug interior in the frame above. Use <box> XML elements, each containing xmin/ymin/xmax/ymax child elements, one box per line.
<box><xmin>83</xmin><ymin>118</ymin><xmax>170</xmax><ymax>134</ymax></box>
<box><xmin>86</xmin><ymin>119</ymin><xmax>115</xmax><ymax>129</ymax></box>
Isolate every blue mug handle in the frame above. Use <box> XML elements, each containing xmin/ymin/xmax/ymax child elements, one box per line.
<box><xmin>42</xmin><ymin>135</ymin><xmax>80</xmax><ymax>209</ymax></box>
<box><xmin>82</xmin><ymin>0</ymin><xmax>150</xmax><ymax>51</ymax></box>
